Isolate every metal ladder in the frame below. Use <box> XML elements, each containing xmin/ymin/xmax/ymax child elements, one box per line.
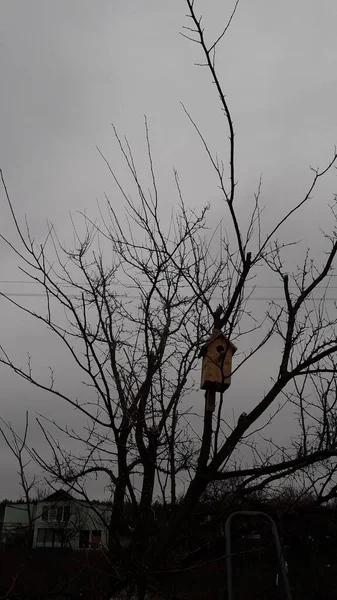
<box><xmin>224</xmin><ymin>511</ymin><xmax>292</xmax><ymax>600</ymax></box>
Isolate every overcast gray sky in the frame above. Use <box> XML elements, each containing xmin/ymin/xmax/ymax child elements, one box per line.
<box><xmin>1</xmin><ymin>0</ymin><xmax>337</xmax><ymax>499</ymax></box>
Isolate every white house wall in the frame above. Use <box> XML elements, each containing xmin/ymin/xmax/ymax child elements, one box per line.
<box><xmin>2</xmin><ymin>500</ymin><xmax>111</xmax><ymax>550</ymax></box>
<box><xmin>33</xmin><ymin>500</ymin><xmax>111</xmax><ymax>549</ymax></box>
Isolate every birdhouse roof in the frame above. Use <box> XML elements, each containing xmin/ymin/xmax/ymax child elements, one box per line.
<box><xmin>198</xmin><ymin>331</ymin><xmax>237</xmax><ymax>358</ymax></box>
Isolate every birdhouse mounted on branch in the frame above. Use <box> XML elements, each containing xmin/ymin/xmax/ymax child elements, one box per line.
<box><xmin>199</xmin><ymin>330</ymin><xmax>237</xmax><ymax>393</ymax></box>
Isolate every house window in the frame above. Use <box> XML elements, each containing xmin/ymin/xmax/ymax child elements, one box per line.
<box><xmin>36</xmin><ymin>528</ymin><xmax>68</xmax><ymax>548</ymax></box>
<box><xmin>42</xmin><ymin>506</ymin><xmax>49</xmax><ymax>521</ymax></box>
<box><xmin>91</xmin><ymin>530</ymin><xmax>102</xmax><ymax>548</ymax></box>
<box><xmin>63</xmin><ymin>505</ymin><xmax>70</xmax><ymax>522</ymax></box>
<box><xmin>79</xmin><ymin>530</ymin><xmax>90</xmax><ymax>549</ymax></box>
<box><xmin>49</xmin><ymin>507</ymin><xmax>57</xmax><ymax>521</ymax></box>
<box><xmin>41</xmin><ymin>505</ymin><xmax>70</xmax><ymax>522</ymax></box>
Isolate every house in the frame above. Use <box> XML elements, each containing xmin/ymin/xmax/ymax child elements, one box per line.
<box><xmin>0</xmin><ymin>500</ymin><xmax>31</xmax><ymax>548</ymax></box>
<box><xmin>1</xmin><ymin>489</ymin><xmax>111</xmax><ymax>550</ymax></box>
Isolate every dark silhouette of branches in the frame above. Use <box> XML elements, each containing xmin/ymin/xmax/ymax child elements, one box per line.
<box><xmin>1</xmin><ymin>2</ymin><xmax>337</xmax><ymax>598</ymax></box>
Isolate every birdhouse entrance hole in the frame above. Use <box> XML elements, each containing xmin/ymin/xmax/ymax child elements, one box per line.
<box><xmin>216</xmin><ymin>345</ymin><xmax>225</xmax><ymax>353</ymax></box>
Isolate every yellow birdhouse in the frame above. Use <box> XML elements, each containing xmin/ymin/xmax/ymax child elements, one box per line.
<box><xmin>199</xmin><ymin>331</ymin><xmax>237</xmax><ymax>393</ymax></box>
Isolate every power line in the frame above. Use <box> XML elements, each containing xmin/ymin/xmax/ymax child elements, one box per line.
<box><xmin>0</xmin><ymin>292</ymin><xmax>336</xmax><ymax>302</ymax></box>
<box><xmin>0</xmin><ymin>280</ymin><xmax>337</xmax><ymax>289</ymax></box>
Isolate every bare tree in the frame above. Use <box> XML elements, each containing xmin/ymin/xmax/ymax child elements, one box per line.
<box><xmin>0</xmin><ymin>412</ymin><xmax>38</xmax><ymax>546</ymax></box>
<box><xmin>1</xmin><ymin>1</ymin><xmax>337</xmax><ymax>598</ymax></box>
